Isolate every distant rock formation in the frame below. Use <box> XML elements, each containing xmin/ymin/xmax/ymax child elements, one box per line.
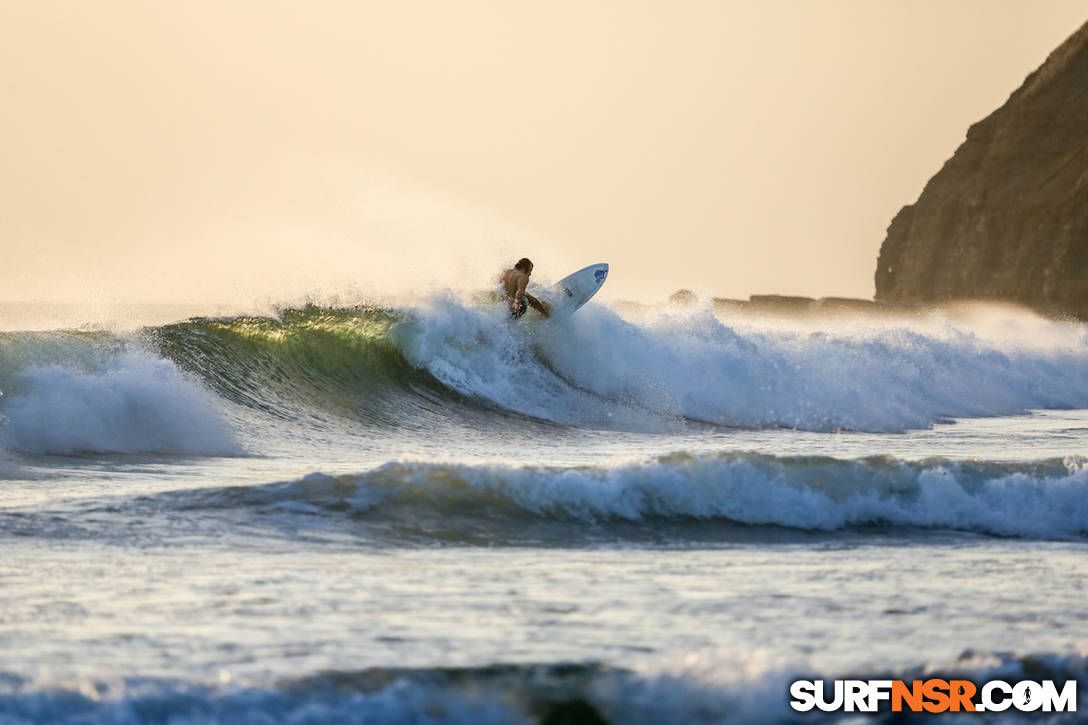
<box><xmin>668</xmin><ymin>289</ymin><xmax>699</xmax><ymax>306</ymax></box>
<box><xmin>710</xmin><ymin>295</ymin><xmax>884</xmax><ymax>316</ymax></box>
<box><xmin>748</xmin><ymin>291</ymin><xmax>818</xmax><ymax>306</ymax></box>
<box><xmin>875</xmin><ymin>20</ymin><xmax>1088</xmax><ymax>319</ymax></box>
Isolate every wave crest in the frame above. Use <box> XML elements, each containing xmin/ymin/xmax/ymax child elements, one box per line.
<box><xmin>393</xmin><ymin>299</ymin><xmax>1088</xmax><ymax>432</ymax></box>
<box><xmin>165</xmin><ymin>453</ymin><xmax>1088</xmax><ymax>541</ymax></box>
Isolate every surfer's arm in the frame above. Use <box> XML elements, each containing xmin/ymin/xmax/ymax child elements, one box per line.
<box><xmin>512</xmin><ymin>277</ymin><xmax>529</xmax><ymax>308</ymax></box>
<box><xmin>526</xmin><ymin>294</ymin><xmax>550</xmax><ymax>318</ymax></box>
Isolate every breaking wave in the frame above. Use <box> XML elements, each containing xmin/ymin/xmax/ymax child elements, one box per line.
<box><xmin>393</xmin><ymin>298</ymin><xmax>1088</xmax><ymax>432</ymax></box>
<box><xmin>119</xmin><ymin>453</ymin><xmax>1088</xmax><ymax>543</ymax></box>
<box><xmin>1</xmin><ymin>299</ymin><xmax>1087</xmax><ymax>456</ymax></box>
<box><xmin>0</xmin><ymin>332</ymin><xmax>236</xmax><ymax>456</ymax></box>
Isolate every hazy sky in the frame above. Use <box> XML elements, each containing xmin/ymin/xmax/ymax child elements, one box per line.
<box><xmin>2</xmin><ymin>0</ymin><xmax>1086</xmax><ymax>307</ymax></box>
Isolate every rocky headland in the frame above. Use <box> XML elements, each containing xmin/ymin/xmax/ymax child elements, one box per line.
<box><xmin>874</xmin><ymin>20</ymin><xmax>1088</xmax><ymax>319</ymax></box>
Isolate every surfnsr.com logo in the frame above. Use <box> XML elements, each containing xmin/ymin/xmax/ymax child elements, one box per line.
<box><xmin>790</xmin><ymin>679</ymin><xmax>1077</xmax><ymax>714</ymax></box>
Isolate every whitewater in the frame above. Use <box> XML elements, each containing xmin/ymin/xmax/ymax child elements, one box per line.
<box><xmin>1</xmin><ymin>296</ymin><xmax>1087</xmax><ymax>723</ymax></box>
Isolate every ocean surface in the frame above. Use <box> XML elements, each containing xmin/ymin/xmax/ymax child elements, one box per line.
<box><xmin>1</xmin><ymin>298</ymin><xmax>1086</xmax><ymax>723</ymax></box>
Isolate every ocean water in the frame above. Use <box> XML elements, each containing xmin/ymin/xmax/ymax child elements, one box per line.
<box><xmin>1</xmin><ymin>298</ymin><xmax>1086</xmax><ymax>723</ymax></box>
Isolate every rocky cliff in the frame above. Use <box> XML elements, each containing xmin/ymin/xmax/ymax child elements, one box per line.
<box><xmin>874</xmin><ymin>20</ymin><xmax>1088</xmax><ymax>318</ymax></box>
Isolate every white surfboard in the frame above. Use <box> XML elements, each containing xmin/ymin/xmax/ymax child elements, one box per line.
<box><xmin>533</xmin><ymin>263</ymin><xmax>608</xmax><ymax>318</ymax></box>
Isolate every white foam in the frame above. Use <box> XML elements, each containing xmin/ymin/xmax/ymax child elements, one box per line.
<box><xmin>393</xmin><ymin>294</ymin><xmax>676</xmax><ymax>430</ymax></box>
<box><xmin>395</xmin><ymin>297</ymin><xmax>1088</xmax><ymax>433</ymax></box>
<box><xmin>2</xmin><ymin>351</ymin><xmax>237</xmax><ymax>456</ymax></box>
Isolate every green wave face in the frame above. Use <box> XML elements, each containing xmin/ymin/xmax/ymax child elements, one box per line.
<box><xmin>0</xmin><ymin>303</ymin><xmax>558</xmax><ymax>448</ymax></box>
<box><xmin>149</xmin><ymin>305</ymin><xmax>463</xmax><ymax>428</ymax></box>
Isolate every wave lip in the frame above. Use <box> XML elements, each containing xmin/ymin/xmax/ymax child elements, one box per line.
<box><xmin>155</xmin><ymin>453</ymin><xmax>1088</xmax><ymax>543</ymax></box>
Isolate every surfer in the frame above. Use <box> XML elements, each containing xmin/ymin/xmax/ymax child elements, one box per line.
<box><xmin>499</xmin><ymin>258</ymin><xmax>550</xmax><ymax>319</ymax></box>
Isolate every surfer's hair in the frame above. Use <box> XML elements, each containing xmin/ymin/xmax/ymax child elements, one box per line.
<box><xmin>515</xmin><ymin>258</ymin><xmax>533</xmax><ymax>272</ymax></box>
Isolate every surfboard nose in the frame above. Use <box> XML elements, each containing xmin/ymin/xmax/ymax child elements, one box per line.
<box><xmin>543</xmin><ymin>263</ymin><xmax>609</xmax><ymax>317</ymax></box>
